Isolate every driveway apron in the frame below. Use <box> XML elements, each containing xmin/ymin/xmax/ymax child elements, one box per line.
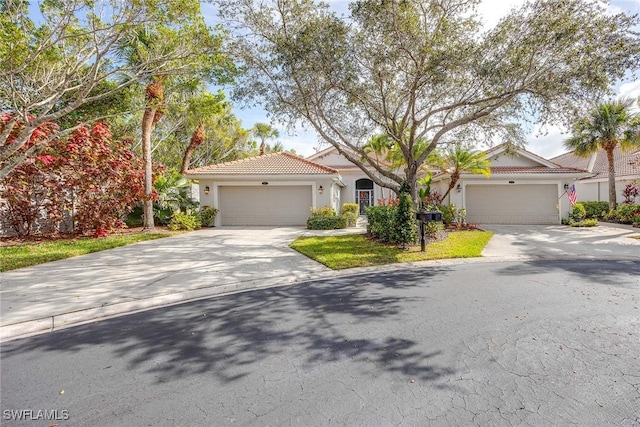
<box><xmin>0</xmin><ymin>227</ymin><xmax>332</xmax><ymax>337</ymax></box>
<box><xmin>481</xmin><ymin>224</ymin><xmax>640</xmax><ymax>260</ymax></box>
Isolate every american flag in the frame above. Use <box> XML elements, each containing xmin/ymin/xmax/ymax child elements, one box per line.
<box><xmin>568</xmin><ymin>184</ymin><xmax>577</xmax><ymax>206</ymax></box>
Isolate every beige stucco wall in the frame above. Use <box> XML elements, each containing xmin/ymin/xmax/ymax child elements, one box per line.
<box><xmin>575</xmin><ymin>178</ymin><xmax>639</xmax><ymax>204</ymax></box>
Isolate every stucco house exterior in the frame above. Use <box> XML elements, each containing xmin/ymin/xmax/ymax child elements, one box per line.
<box><xmin>430</xmin><ymin>144</ymin><xmax>589</xmax><ymax>224</ymax></box>
<box><xmin>551</xmin><ymin>146</ymin><xmax>640</xmax><ymax>205</ymax></box>
<box><xmin>184</xmin><ymin>152</ymin><xmax>345</xmax><ymax>226</ymax></box>
<box><xmin>185</xmin><ymin>144</ymin><xmax>595</xmax><ymax>226</ymax></box>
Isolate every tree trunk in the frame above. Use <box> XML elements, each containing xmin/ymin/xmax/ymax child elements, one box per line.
<box><xmin>181</xmin><ymin>123</ymin><xmax>206</xmax><ymax>174</ymax></box>
<box><xmin>141</xmin><ymin>78</ymin><xmax>164</xmax><ymax>232</ymax></box>
<box><xmin>405</xmin><ymin>164</ymin><xmax>419</xmax><ymax>210</ymax></box>
<box><xmin>142</xmin><ymin>107</ymin><xmax>156</xmax><ymax>232</ymax></box>
<box><xmin>605</xmin><ymin>147</ymin><xmax>617</xmax><ymax>211</ymax></box>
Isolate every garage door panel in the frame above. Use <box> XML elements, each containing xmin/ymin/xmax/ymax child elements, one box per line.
<box><xmin>466</xmin><ymin>185</ymin><xmax>558</xmax><ymax>224</ymax></box>
<box><xmin>219</xmin><ymin>186</ymin><xmax>312</xmax><ymax>226</ymax></box>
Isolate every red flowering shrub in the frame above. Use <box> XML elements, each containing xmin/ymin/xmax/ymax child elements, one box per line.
<box><xmin>1</xmin><ymin>122</ymin><xmax>146</xmax><ymax>236</ymax></box>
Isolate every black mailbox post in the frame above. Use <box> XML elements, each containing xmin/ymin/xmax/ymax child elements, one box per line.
<box><xmin>416</xmin><ymin>211</ymin><xmax>443</xmax><ymax>252</ymax></box>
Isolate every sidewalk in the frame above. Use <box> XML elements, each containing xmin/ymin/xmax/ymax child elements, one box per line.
<box><xmin>0</xmin><ymin>220</ymin><xmax>368</xmax><ymax>342</ymax></box>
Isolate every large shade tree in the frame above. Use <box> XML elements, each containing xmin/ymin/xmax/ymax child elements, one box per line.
<box><xmin>217</xmin><ymin>0</ymin><xmax>640</xmax><ymax>201</ymax></box>
<box><xmin>564</xmin><ymin>98</ymin><xmax>640</xmax><ymax>210</ymax></box>
<box><xmin>0</xmin><ymin>0</ymin><xmax>231</xmax><ymax>181</ymax></box>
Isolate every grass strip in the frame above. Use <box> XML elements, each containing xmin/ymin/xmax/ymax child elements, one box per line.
<box><xmin>290</xmin><ymin>230</ymin><xmax>493</xmax><ymax>270</ymax></box>
<box><xmin>1</xmin><ymin>233</ymin><xmax>175</xmax><ymax>272</ymax></box>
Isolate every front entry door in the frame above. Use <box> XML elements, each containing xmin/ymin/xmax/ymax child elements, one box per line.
<box><xmin>357</xmin><ymin>190</ymin><xmax>373</xmax><ymax>214</ymax></box>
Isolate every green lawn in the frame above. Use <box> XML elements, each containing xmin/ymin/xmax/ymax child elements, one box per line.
<box><xmin>290</xmin><ymin>230</ymin><xmax>493</xmax><ymax>270</ymax></box>
<box><xmin>0</xmin><ymin>233</ymin><xmax>176</xmax><ymax>272</ymax></box>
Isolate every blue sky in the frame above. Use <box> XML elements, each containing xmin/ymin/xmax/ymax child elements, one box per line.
<box><xmin>209</xmin><ymin>0</ymin><xmax>640</xmax><ymax>159</ymax></box>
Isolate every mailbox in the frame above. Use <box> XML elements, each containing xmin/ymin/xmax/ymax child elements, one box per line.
<box><xmin>416</xmin><ymin>211</ymin><xmax>442</xmax><ymax>222</ymax></box>
<box><xmin>416</xmin><ymin>211</ymin><xmax>442</xmax><ymax>252</ymax></box>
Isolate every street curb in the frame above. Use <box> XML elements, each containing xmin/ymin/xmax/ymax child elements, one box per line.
<box><xmin>2</xmin><ymin>254</ymin><xmax>638</xmax><ymax>343</ymax></box>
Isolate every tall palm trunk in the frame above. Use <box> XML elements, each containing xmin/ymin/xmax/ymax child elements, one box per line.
<box><xmin>605</xmin><ymin>146</ymin><xmax>617</xmax><ymax>211</ymax></box>
<box><xmin>142</xmin><ymin>78</ymin><xmax>165</xmax><ymax>231</ymax></box>
<box><xmin>181</xmin><ymin>123</ymin><xmax>205</xmax><ymax>174</ymax></box>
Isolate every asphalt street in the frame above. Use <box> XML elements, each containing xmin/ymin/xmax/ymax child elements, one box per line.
<box><xmin>1</xmin><ymin>259</ymin><xmax>639</xmax><ymax>426</ymax></box>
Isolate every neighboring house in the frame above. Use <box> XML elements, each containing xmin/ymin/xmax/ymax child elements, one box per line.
<box><xmin>551</xmin><ymin>146</ymin><xmax>640</xmax><ymax>205</ymax></box>
<box><xmin>184</xmin><ymin>152</ymin><xmax>344</xmax><ymax>226</ymax></box>
<box><xmin>431</xmin><ymin>144</ymin><xmax>590</xmax><ymax>224</ymax></box>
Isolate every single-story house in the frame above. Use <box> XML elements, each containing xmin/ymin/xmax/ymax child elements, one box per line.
<box><xmin>184</xmin><ymin>152</ymin><xmax>345</xmax><ymax>226</ymax></box>
<box><xmin>431</xmin><ymin>144</ymin><xmax>590</xmax><ymax>224</ymax></box>
<box><xmin>551</xmin><ymin>146</ymin><xmax>640</xmax><ymax>205</ymax></box>
<box><xmin>185</xmin><ymin>144</ymin><xmax>594</xmax><ymax>226</ymax></box>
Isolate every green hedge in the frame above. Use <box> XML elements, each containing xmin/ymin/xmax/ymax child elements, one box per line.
<box><xmin>580</xmin><ymin>201</ymin><xmax>609</xmax><ymax>219</ymax></box>
<box><xmin>366</xmin><ymin>205</ymin><xmax>396</xmax><ymax>242</ymax></box>
<box><xmin>307</xmin><ymin>215</ymin><xmax>348</xmax><ymax>230</ymax></box>
<box><xmin>341</xmin><ymin>203</ymin><xmax>359</xmax><ymax>227</ymax></box>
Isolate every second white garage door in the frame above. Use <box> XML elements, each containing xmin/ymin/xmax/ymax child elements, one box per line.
<box><xmin>465</xmin><ymin>184</ymin><xmax>559</xmax><ymax>224</ymax></box>
<box><xmin>219</xmin><ymin>185</ymin><xmax>312</xmax><ymax>226</ymax></box>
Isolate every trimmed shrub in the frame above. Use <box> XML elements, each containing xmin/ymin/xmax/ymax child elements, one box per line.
<box><xmin>306</xmin><ymin>215</ymin><xmax>348</xmax><ymax>230</ymax></box>
<box><xmin>632</xmin><ymin>214</ymin><xmax>640</xmax><ymax>227</ymax></box>
<box><xmin>439</xmin><ymin>204</ymin><xmax>456</xmax><ymax>226</ymax></box>
<box><xmin>569</xmin><ymin>218</ymin><xmax>598</xmax><ymax>227</ymax></box>
<box><xmin>392</xmin><ymin>182</ymin><xmax>417</xmax><ymax>247</ymax></box>
<box><xmin>569</xmin><ymin>203</ymin><xmax>587</xmax><ymax>222</ymax></box>
<box><xmin>310</xmin><ymin>206</ymin><xmax>336</xmax><ymax>217</ymax></box>
<box><xmin>581</xmin><ymin>201</ymin><xmax>609</xmax><ymax>219</ymax></box>
<box><xmin>424</xmin><ymin>221</ymin><xmax>444</xmax><ymax>238</ymax></box>
<box><xmin>615</xmin><ymin>203</ymin><xmax>640</xmax><ymax>224</ymax></box>
<box><xmin>366</xmin><ymin>205</ymin><xmax>396</xmax><ymax>242</ymax></box>
<box><xmin>199</xmin><ymin>206</ymin><xmax>218</xmax><ymax>227</ymax></box>
<box><xmin>168</xmin><ymin>211</ymin><xmax>201</xmax><ymax>231</ymax></box>
<box><xmin>341</xmin><ymin>203</ymin><xmax>359</xmax><ymax>227</ymax></box>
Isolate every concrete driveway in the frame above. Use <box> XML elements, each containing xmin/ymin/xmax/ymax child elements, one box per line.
<box><xmin>482</xmin><ymin>223</ymin><xmax>640</xmax><ymax>260</ymax></box>
<box><xmin>2</xmin><ymin>220</ymin><xmax>638</xmax><ymax>341</ymax></box>
<box><xmin>0</xmin><ymin>226</ymin><xmax>344</xmax><ymax>339</ymax></box>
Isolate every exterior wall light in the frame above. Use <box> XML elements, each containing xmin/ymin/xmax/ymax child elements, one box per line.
<box><xmin>456</xmin><ymin>183</ymin><xmax>461</xmax><ymax>192</ymax></box>
<box><xmin>318</xmin><ymin>185</ymin><xmax>324</xmax><ymax>194</ymax></box>
<box><xmin>564</xmin><ymin>183</ymin><xmax>569</xmax><ymax>190</ymax></box>
<box><xmin>204</xmin><ymin>186</ymin><xmax>210</xmax><ymax>195</ymax></box>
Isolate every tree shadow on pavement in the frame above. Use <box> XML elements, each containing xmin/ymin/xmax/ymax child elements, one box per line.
<box><xmin>2</xmin><ymin>267</ymin><xmax>456</xmax><ymax>385</ymax></box>
<box><xmin>495</xmin><ymin>259</ymin><xmax>640</xmax><ymax>287</ymax></box>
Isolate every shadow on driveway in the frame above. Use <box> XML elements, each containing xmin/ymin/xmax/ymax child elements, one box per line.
<box><xmin>1</xmin><ymin>268</ymin><xmax>456</xmax><ymax>385</ymax></box>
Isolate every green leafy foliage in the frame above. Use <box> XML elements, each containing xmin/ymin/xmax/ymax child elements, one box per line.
<box><xmin>341</xmin><ymin>203</ymin><xmax>359</xmax><ymax>227</ymax></box>
<box><xmin>393</xmin><ymin>188</ymin><xmax>417</xmax><ymax>248</ymax></box>
<box><xmin>565</xmin><ymin>99</ymin><xmax>640</xmax><ymax>210</ymax></box>
<box><xmin>569</xmin><ymin>203</ymin><xmax>587</xmax><ymax>222</ymax></box>
<box><xmin>199</xmin><ymin>206</ymin><xmax>219</xmax><ymax>227</ymax></box>
<box><xmin>613</xmin><ymin>203</ymin><xmax>640</xmax><ymax>224</ymax></box>
<box><xmin>439</xmin><ymin>204</ymin><xmax>456</xmax><ymax>227</ymax></box>
<box><xmin>167</xmin><ymin>211</ymin><xmax>201</xmax><ymax>231</ymax></box>
<box><xmin>306</xmin><ymin>205</ymin><xmax>348</xmax><ymax>229</ymax></box>
<box><xmin>306</xmin><ymin>215</ymin><xmax>348</xmax><ymax>230</ymax></box>
<box><xmin>219</xmin><ymin>0</ymin><xmax>640</xmax><ymax>200</ymax></box>
<box><xmin>569</xmin><ymin>218</ymin><xmax>599</xmax><ymax>227</ymax></box>
<box><xmin>365</xmin><ymin>205</ymin><xmax>396</xmax><ymax>242</ymax></box>
<box><xmin>580</xmin><ymin>201</ymin><xmax>610</xmax><ymax>219</ymax></box>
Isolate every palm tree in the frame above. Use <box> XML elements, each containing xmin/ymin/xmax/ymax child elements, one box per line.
<box><xmin>565</xmin><ymin>98</ymin><xmax>640</xmax><ymax>210</ymax></box>
<box><xmin>437</xmin><ymin>145</ymin><xmax>491</xmax><ymax>203</ymax></box>
<box><xmin>251</xmin><ymin>123</ymin><xmax>279</xmax><ymax>155</ymax></box>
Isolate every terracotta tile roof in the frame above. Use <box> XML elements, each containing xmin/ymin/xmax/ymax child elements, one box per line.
<box><xmin>490</xmin><ymin>166</ymin><xmax>587</xmax><ymax>174</ymax></box>
<box><xmin>551</xmin><ymin>146</ymin><xmax>640</xmax><ymax>179</ymax></box>
<box><xmin>185</xmin><ymin>152</ymin><xmax>339</xmax><ymax>176</ymax></box>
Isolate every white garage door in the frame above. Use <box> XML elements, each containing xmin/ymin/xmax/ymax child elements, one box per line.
<box><xmin>466</xmin><ymin>184</ymin><xmax>559</xmax><ymax>224</ymax></box>
<box><xmin>219</xmin><ymin>185</ymin><xmax>312</xmax><ymax>226</ymax></box>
